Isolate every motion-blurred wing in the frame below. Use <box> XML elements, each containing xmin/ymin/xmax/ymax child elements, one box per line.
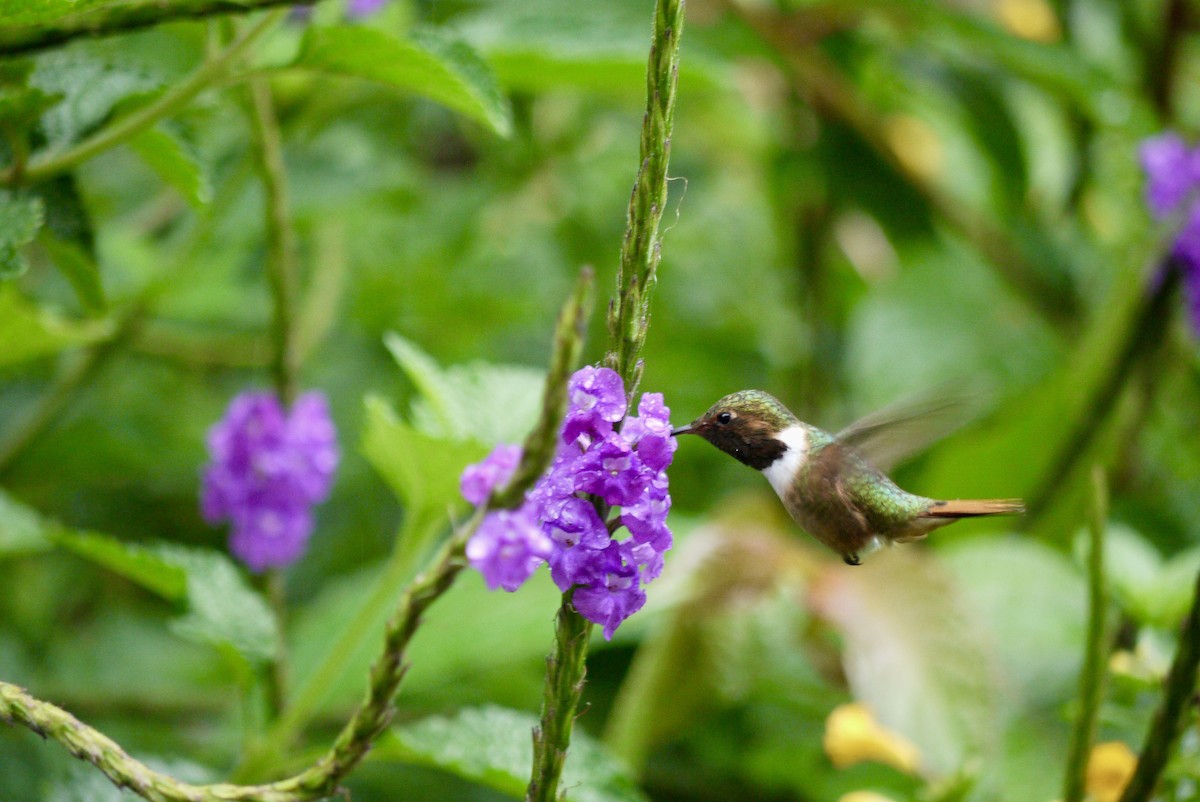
<box><xmin>836</xmin><ymin>391</ymin><xmax>987</xmax><ymax>472</ymax></box>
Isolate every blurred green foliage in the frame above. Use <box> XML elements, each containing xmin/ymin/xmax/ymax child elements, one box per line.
<box><xmin>1</xmin><ymin>0</ymin><xmax>1200</xmax><ymax>801</ymax></box>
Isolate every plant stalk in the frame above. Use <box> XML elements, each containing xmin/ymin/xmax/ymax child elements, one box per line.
<box><xmin>528</xmin><ymin>1</ymin><xmax>685</xmax><ymax>800</ymax></box>
<box><xmin>1118</xmin><ymin>567</ymin><xmax>1200</xmax><ymax>802</ymax></box>
<box><xmin>1062</xmin><ymin>466</ymin><xmax>1110</xmax><ymax>802</ymax></box>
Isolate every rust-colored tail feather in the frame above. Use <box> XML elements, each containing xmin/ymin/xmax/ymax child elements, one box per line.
<box><xmin>923</xmin><ymin>498</ymin><xmax>1025</xmax><ymax>518</ymax></box>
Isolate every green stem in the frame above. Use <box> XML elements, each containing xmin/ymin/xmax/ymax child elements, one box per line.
<box><xmin>247</xmin><ymin>74</ymin><xmax>301</xmax><ymax>407</ymax></box>
<box><xmin>1028</xmin><ymin>261</ymin><xmax>1180</xmax><ymax>517</ymax></box>
<box><xmin>1062</xmin><ymin>466</ymin><xmax>1109</xmax><ymax>802</ymax></box>
<box><xmin>0</xmin><ymin>9</ymin><xmax>284</xmax><ymax>187</ymax></box>
<box><xmin>526</xmin><ymin>595</ymin><xmax>594</xmax><ymax>802</ymax></box>
<box><xmin>528</xmin><ymin>2</ymin><xmax>685</xmax><ymax>801</ymax></box>
<box><xmin>0</xmin><ymin>0</ymin><xmax>303</xmax><ymax>57</ymax></box>
<box><xmin>1118</xmin><ymin>569</ymin><xmax>1200</xmax><ymax>802</ymax></box>
<box><xmin>237</xmin><ymin>514</ymin><xmax>441</xmax><ymax>780</ymax></box>
<box><xmin>603</xmin><ymin>0</ymin><xmax>686</xmax><ymax>399</ymax></box>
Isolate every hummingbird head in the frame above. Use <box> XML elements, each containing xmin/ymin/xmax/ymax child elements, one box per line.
<box><xmin>672</xmin><ymin>390</ymin><xmax>800</xmax><ymax>470</ymax></box>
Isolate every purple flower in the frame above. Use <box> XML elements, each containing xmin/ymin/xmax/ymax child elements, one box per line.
<box><xmin>622</xmin><ymin>392</ymin><xmax>677</xmax><ymax>472</ymax></box>
<box><xmin>201</xmin><ymin>391</ymin><xmax>339</xmax><ymax>572</ymax></box>
<box><xmin>346</xmin><ymin>0</ymin><xmax>387</xmax><ymax>18</ymax></box>
<box><xmin>1140</xmin><ymin>133</ymin><xmax>1200</xmax><ymax>219</ymax></box>
<box><xmin>571</xmin><ymin>543</ymin><xmax>647</xmax><ymax>640</ymax></box>
<box><xmin>460</xmin><ymin>366</ymin><xmax>676</xmax><ymax>639</ymax></box>
<box><xmin>1140</xmin><ymin>133</ymin><xmax>1200</xmax><ymax>336</ymax></box>
<box><xmin>574</xmin><ymin>436</ymin><xmax>651</xmax><ymax>507</ymax></box>
<box><xmin>461</xmin><ymin>444</ymin><xmax>522</xmax><ymax>505</ymax></box>
<box><xmin>562</xmin><ymin>366</ymin><xmax>626</xmax><ymax>445</ymax></box>
<box><xmin>466</xmin><ymin>508</ymin><xmax>553</xmax><ymax>592</ymax></box>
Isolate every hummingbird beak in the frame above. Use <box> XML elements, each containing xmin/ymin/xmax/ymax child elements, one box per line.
<box><xmin>671</xmin><ymin>423</ymin><xmax>693</xmax><ymax>437</ymax></box>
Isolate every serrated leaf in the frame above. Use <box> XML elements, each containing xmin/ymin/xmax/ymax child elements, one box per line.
<box><xmin>129</xmin><ymin>124</ymin><xmax>211</xmax><ymax>208</ymax></box>
<box><xmin>0</xmin><ymin>189</ymin><xmax>43</xmax><ymax>278</ymax></box>
<box><xmin>381</xmin><ymin>705</ymin><xmax>648</xmax><ymax>802</ymax></box>
<box><xmin>0</xmin><ymin>285</ymin><xmax>112</xmax><ymax>365</ymax></box>
<box><xmin>46</xmin><ymin>525</ymin><xmax>275</xmax><ymax>666</ymax></box>
<box><xmin>295</xmin><ymin>25</ymin><xmax>512</xmax><ymax>137</ymax></box>
<box><xmin>156</xmin><ymin>544</ymin><xmax>278</xmax><ymax>666</ymax></box>
<box><xmin>53</xmin><ymin>529</ymin><xmax>188</xmax><ymax>601</ymax></box>
<box><xmin>30</xmin><ymin>44</ymin><xmax>164</xmax><ymax>150</ymax></box>
<box><xmin>0</xmin><ymin>489</ymin><xmax>54</xmax><ymax>557</ymax></box>
<box><xmin>360</xmin><ymin>394</ymin><xmax>488</xmax><ymax>514</ymax></box>
<box><xmin>384</xmin><ymin>333</ymin><xmax>545</xmax><ymax>444</ymax></box>
<box><xmin>810</xmin><ymin>548</ymin><xmax>1002</xmax><ymax>775</ymax></box>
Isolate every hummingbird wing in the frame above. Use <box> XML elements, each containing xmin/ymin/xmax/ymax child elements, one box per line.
<box><xmin>835</xmin><ymin>391</ymin><xmax>985</xmax><ymax>472</ymax></box>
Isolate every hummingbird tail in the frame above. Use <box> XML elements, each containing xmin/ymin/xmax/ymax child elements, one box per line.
<box><xmin>922</xmin><ymin>498</ymin><xmax>1025</xmax><ymax>518</ymax></box>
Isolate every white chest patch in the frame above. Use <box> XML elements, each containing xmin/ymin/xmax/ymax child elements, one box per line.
<box><xmin>761</xmin><ymin>424</ymin><xmax>809</xmax><ymax>499</ymax></box>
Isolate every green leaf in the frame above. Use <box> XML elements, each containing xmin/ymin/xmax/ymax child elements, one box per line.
<box><xmin>1080</xmin><ymin>524</ymin><xmax>1200</xmax><ymax>630</ymax></box>
<box><xmin>295</xmin><ymin>25</ymin><xmax>512</xmax><ymax>137</ymax></box>
<box><xmin>51</xmin><ymin>527</ymin><xmax>275</xmax><ymax>666</ymax></box>
<box><xmin>128</xmin><ymin>124</ymin><xmax>211</xmax><ymax>208</ymax></box>
<box><xmin>0</xmin><ymin>489</ymin><xmax>54</xmax><ymax>557</ymax></box>
<box><xmin>380</xmin><ymin>705</ymin><xmax>648</xmax><ymax>802</ymax></box>
<box><xmin>0</xmin><ymin>190</ymin><xmax>43</xmax><ymax>278</ymax></box>
<box><xmin>0</xmin><ymin>285</ymin><xmax>112</xmax><ymax>365</ymax></box>
<box><xmin>53</xmin><ymin>530</ymin><xmax>187</xmax><ymax>601</ymax></box>
<box><xmin>360</xmin><ymin>394</ymin><xmax>489</xmax><ymax>516</ymax></box>
<box><xmin>384</xmin><ymin>333</ymin><xmax>546</xmax><ymax>444</ymax></box>
<box><xmin>454</xmin><ymin>0</ymin><xmax>724</xmax><ymax>94</ymax></box>
<box><xmin>37</xmin><ymin>234</ymin><xmax>105</xmax><ymax>314</ymax></box>
<box><xmin>157</xmin><ymin>545</ymin><xmax>278</xmax><ymax>667</ymax></box>
<box><xmin>810</xmin><ymin>548</ymin><xmax>1002</xmax><ymax>775</ymax></box>
<box><xmin>941</xmin><ymin>535</ymin><xmax>1086</xmax><ymax>704</ymax></box>
<box><xmin>0</xmin><ymin>0</ymin><xmax>125</xmax><ymax>26</ymax></box>
<box><xmin>30</xmin><ymin>44</ymin><xmax>166</xmax><ymax>150</ymax></box>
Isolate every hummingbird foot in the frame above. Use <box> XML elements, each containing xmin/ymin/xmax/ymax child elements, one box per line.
<box><xmin>842</xmin><ymin>553</ymin><xmax>861</xmax><ymax>567</ymax></box>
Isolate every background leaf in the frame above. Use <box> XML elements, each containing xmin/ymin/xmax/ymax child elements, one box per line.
<box><xmin>128</xmin><ymin>124</ymin><xmax>211</xmax><ymax>208</ymax></box>
<box><xmin>294</xmin><ymin>26</ymin><xmax>513</xmax><ymax>137</ymax></box>
<box><xmin>0</xmin><ymin>190</ymin><xmax>44</xmax><ymax>278</ymax></box>
<box><xmin>381</xmin><ymin>705</ymin><xmax>648</xmax><ymax>802</ymax></box>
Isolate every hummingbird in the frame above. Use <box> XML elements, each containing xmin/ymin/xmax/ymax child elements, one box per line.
<box><xmin>672</xmin><ymin>390</ymin><xmax>1024</xmax><ymax>566</ymax></box>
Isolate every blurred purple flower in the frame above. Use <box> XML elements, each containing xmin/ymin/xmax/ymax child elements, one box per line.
<box><xmin>1140</xmin><ymin>133</ymin><xmax>1198</xmax><ymax>219</ymax></box>
<box><xmin>466</xmin><ymin>509</ymin><xmax>553</xmax><ymax>592</ymax></box>
<box><xmin>1139</xmin><ymin>132</ymin><xmax>1200</xmax><ymax>335</ymax></box>
<box><xmin>346</xmin><ymin>0</ymin><xmax>387</xmax><ymax>18</ymax></box>
<box><xmin>461</xmin><ymin>366</ymin><xmax>675</xmax><ymax>639</ymax></box>
<box><xmin>201</xmin><ymin>391</ymin><xmax>339</xmax><ymax>572</ymax></box>
<box><xmin>461</xmin><ymin>443</ymin><xmax>522</xmax><ymax>505</ymax></box>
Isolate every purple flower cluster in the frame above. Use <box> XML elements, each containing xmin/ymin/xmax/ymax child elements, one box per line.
<box><xmin>1139</xmin><ymin>132</ymin><xmax>1200</xmax><ymax>331</ymax></box>
<box><xmin>201</xmin><ymin>391</ymin><xmax>339</xmax><ymax>572</ymax></box>
<box><xmin>461</xmin><ymin>366</ymin><xmax>675</xmax><ymax>639</ymax></box>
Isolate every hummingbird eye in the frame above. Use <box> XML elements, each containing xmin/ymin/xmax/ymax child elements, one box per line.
<box><xmin>716</xmin><ymin>411</ymin><xmax>733</xmax><ymax>425</ymax></box>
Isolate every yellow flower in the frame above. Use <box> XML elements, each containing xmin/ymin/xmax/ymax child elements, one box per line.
<box><xmin>1086</xmin><ymin>741</ymin><xmax>1137</xmax><ymax>802</ymax></box>
<box><xmin>838</xmin><ymin>793</ymin><xmax>899</xmax><ymax>802</ymax></box>
<box><xmin>884</xmin><ymin>115</ymin><xmax>942</xmax><ymax>184</ymax></box>
<box><xmin>994</xmin><ymin>0</ymin><xmax>1062</xmax><ymax>43</ymax></box>
<box><xmin>823</xmin><ymin>702</ymin><xmax>921</xmax><ymax>774</ymax></box>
